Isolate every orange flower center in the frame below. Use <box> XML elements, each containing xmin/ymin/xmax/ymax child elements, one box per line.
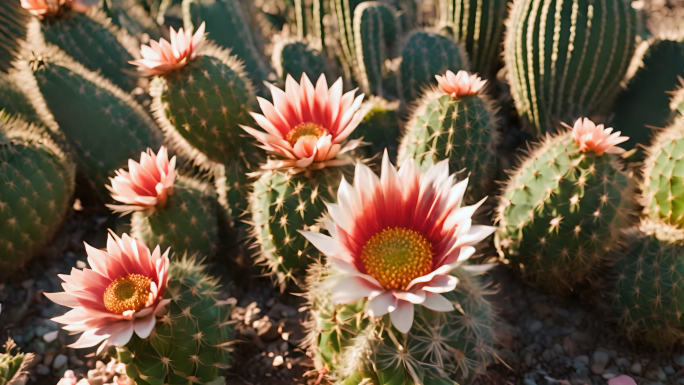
<box><xmin>361</xmin><ymin>227</ymin><xmax>433</xmax><ymax>290</ymax></box>
<box><xmin>103</xmin><ymin>274</ymin><xmax>153</xmax><ymax>314</ymax></box>
<box><xmin>286</xmin><ymin>122</ymin><xmax>329</xmax><ymax>146</ymax></box>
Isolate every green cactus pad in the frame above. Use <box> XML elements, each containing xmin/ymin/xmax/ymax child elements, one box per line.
<box><xmin>349</xmin><ymin>97</ymin><xmax>401</xmax><ymax>163</ymax></box>
<box><xmin>151</xmin><ymin>44</ymin><xmax>259</xmax><ymax>170</ymax></box>
<box><xmin>504</xmin><ymin>0</ymin><xmax>637</xmax><ymax>135</ymax></box>
<box><xmin>398</xmin><ymin>88</ymin><xmax>497</xmax><ymax>203</ymax></box>
<box><xmin>0</xmin><ymin>1</ymin><xmax>30</xmax><ymax>73</ymax></box>
<box><xmin>439</xmin><ymin>0</ymin><xmax>509</xmax><ymax>75</ymax></box>
<box><xmin>17</xmin><ymin>44</ymin><xmax>163</xmax><ymax>198</ymax></box>
<box><xmin>495</xmin><ymin>130</ymin><xmax>634</xmax><ymax>294</ymax></box>
<box><xmin>307</xmin><ymin>263</ymin><xmax>497</xmax><ymax>384</ymax></box>
<box><xmin>0</xmin><ymin>339</ymin><xmax>34</xmax><ymax>385</ymax></box>
<box><xmin>612</xmin><ymin>39</ymin><xmax>684</xmax><ymax>149</ymax></box>
<box><xmin>28</xmin><ymin>10</ymin><xmax>140</xmax><ymax>91</ymax></box>
<box><xmin>249</xmin><ymin>167</ymin><xmax>346</xmax><ymax>288</ymax></box>
<box><xmin>611</xmin><ymin>219</ymin><xmax>684</xmax><ymax>349</ymax></box>
<box><xmin>399</xmin><ymin>31</ymin><xmax>470</xmax><ymax>103</ymax></box>
<box><xmin>353</xmin><ymin>2</ymin><xmax>396</xmax><ymax>96</ymax></box>
<box><xmin>131</xmin><ymin>176</ymin><xmax>219</xmax><ymax>259</ymax></box>
<box><xmin>0</xmin><ymin>114</ymin><xmax>75</xmax><ymax>274</ymax></box>
<box><xmin>272</xmin><ymin>40</ymin><xmax>328</xmax><ymax>82</ymax></box>
<box><xmin>641</xmin><ymin>116</ymin><xmax>684</xmax><ymax>227</ymax></box>
<box><xmin>115</xmin><ymin>258</ymin><xmax>234</xmax><ymax>385</ymax></box>
<box><xmin>0</xmin><ymin>73</ymin><xmax>41</xmax><ymax>125</ymax></box>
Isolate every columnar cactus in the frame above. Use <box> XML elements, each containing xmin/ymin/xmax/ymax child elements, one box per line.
<box><xmin>0</xmin><ymin>113</ymin><xmax>75</xmax><ymax>274</ymax></box>
<box><xmin>0</xmin><ymin>338</ymin><xmax>33</xmax><ymax>385</ymax></box>
<box><xmin>101</xmin><ymin>0</ymin><xmax>164</xmax><ymax>42</ymax></box>
<box><xmin>349</xmin><ymin>96</ymin><xmax>401</xmax><ymax>162</ymax></box>
<box><xmin>504</xmin><ymin>0</ymin><xmax>637</xmax><ymax>135</ymax></box>
<box><xmin>0</xmin><ymin>0</ymin><xmax>30</xmax><ymax>72</ymax></box>
<box><xmin>399</xmin><ymin>31</ymin><xmax>470</xmax><ymax>103</ymax></box>
<box><xmin>0</xmin><ymin>73</ymin><xmax>41</xmax><ymax>125</ymax></box>
<box><xmin>439</xmin><ymin>0</ymin><xmax>509</xmax><ymax>75</ymax></box>
<box><xmin>496</xmin><ymin>118</ymin><xmax>634</xmax><ymax>293</ymax></box>
<box><xmin>673</xmin><ymin>84</ymin><xmax>684</xmax><ymax>117</ymax></box>
<box><xmin>398</xmin><ymin>70</ymin><xmax>497</xmax><ymax>203</ymax></box>
<box><xmin>272</xmin><ymin>38</ymin><xmax>329</xmax><ymax>82</ymax></box>
<box><xmin>611</xmin><ymin>219</ymin><xmax>684</xmax><ymax>349</ymax></box>
<box><xmin>292</xmin><ymin>0</ymin><xmax>325</xmax><ymax>47</ymax></box>
<box><xmin>352</xmin><ymin>2</ymin><xmax>397</xmax><ymax>96</ymax></box>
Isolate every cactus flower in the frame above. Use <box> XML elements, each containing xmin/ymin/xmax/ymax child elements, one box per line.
<box><xmin>435</xmin><ymin>70</ymin><xmax>487</xmax><ymax>98</ymax></box>
<box><xmin>242</xmin><ymin>73</ymin><xmax>365</xmax><ymax>173</ymax></box>
<box><xmin>106</xmin><ymin>147</ymin><xmax>176</xmax><ymax>214</ymax></box>
<box><xmin>20</xmin><ymin>0</ymin><xmax>89</xmax><ymax>16</ymax></box>
<box><xmin>571</xmin><ymin>117</ymin><xmax>628</xmax><ymax>156</ymax></box>
<box><xmin>130</xmin><ymin>23</ymin><xmax>206</xmax><ymax>76</ymax></box>
<box><xmin>302</xmin><ymin>152</ymin><xmax>495</xmax><ymax>333</ymax></box>
<box><xmin>45</xmin><ymin>232</ymin><xmax>170</xmax><ymax>350</ymax></box>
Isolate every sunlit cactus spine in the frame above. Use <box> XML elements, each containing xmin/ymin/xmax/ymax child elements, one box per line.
<box><xmin>398</xmin><ymin>70</ymin><xmax>497</xmax><ymax>203</ymax></box>
<box><xmin>399</xmin><ymin>30</ymin><xmax>470</xmax><ymax>103</ymax></box>
<box><xmin>495</xmin><ymin>118</ymin><xmax>634</xmax><ymax>294</ymax></box>
<box><xmin>0</xmin><ymin>0</ymin><xmax>30</xmax><ymax>72</ymax></box>
<box><xmin>292</xmin><ymin>0</ymin><xmax>325</xmax><ymax>48</ymax></box>
<box><xmin>349</xmin><ymin>96</ymin><xmax>401</xmax><ymax>162</ymax></box>
<box><xmin>332</xmin><ymin>0</ymin><xmax>365</xmax><ymax>74</ymax></box>
<box><xmin>352</xmin><ymin>2</ymin><xmax>397</xmax><ymax>97</ymax></box>
<box><xmin>0</xmin><ymin>338</ymin><xmax>33</xmax><ymax>385</ymax></box>
<box><xmin>672</xmin><ymin>83</ymin><xmax>684</xmax><ymax>117</ymax></box>
<box><xmin>272</xmin><ymin>38</ymin><xmax>329</xmax><ymax>82</ymax></box>
<box><xmin>0</xmin><ymin>113</ymin><xmax>75</xmax><ymax>274</ymax></box>
<box><xmin>503</xmin><ymin>0</ymin><xmax>637</xmax><ymax>135</ymax></box>
<box><xmin>438</xmin><ymin>0</ymin><xmax>509</xmax><ymax>75</ymax></box>
<box><xmin>611</xmin><ymin>219</ymin><xmax>684</xmax><ymax>349</ymax></box>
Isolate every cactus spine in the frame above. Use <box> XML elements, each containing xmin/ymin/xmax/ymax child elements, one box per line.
<box><xmin>0</xmin><ymin>339</ymin><xmax>33</xmax><ymax>385</ymax></box>
<box><xmin>495</xmin><ymin>129</ymin><xmax>634</xmax><ymax>293</ymax></box>
<box><xmin>503</xmin><ymin>0</ymin><xmax>637</xmax><ymax>135</ymax></box>
<box><xmin>0</xmin><ymin>0</ymin><xmax>30</xmax><ymax>72</ymax></box>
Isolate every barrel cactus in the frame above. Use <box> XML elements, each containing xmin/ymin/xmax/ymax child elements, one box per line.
<box><xmin>496</xmin><ymin>118</ymin><xmax>634</xmax><ymax>293</ymax></box>
<box><xmin>352</xmin><ymin>2</ymin><xmax>397</xmax><ymax>97</ymax></box>
<box><xmin>272</xmin><ymin>38</ymin><xmax>329</xmax><ymax>82</ymax></box>
<box><xmin>504</xmin><ymin>0</ymin><xmax>637</xmax><ymax>135</ymax></box>
<box><xmin>398</xmin><ymin>70</ymin><xmax>497</xmax><ymax>203</ymax></box>
<box><xmin>0</xmin><ymin>338</ymin><xmax>33</xmax><ymax>385</ymax></box>
<box><xmin>349</xmin><ymin>96</ymin><xmax>401</xmax><ymax>162</ymax></box>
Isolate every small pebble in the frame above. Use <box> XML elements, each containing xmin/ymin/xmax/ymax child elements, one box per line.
<box><xmin>630</xmin><ymin>362</ymin><xmax>642</xmax><ymax>374</ymax></box>
<box><xmin>665</xmin><ymin>365</ymin><xmax>675</xmax><ymax>375</ymax></box>
<box><xmin>53</xmin><ymin>354</ymin><xmax>68</xmax><ymax>369</ymax></box>
<box><xmin>528</xmin><ymin>320</ymin><xmax>543</xmax><ymax>333</ymax></box>
<box><xmin>615</xmin><ymin>358</ymin><xmax>631</xmax><ymax>368</ymax></box>
<box><xmin>37</xmin><ymin>365</ymin><xmax>50</xmax><ymax>376</ymax></box>
<box><xmin>43</xmin><ymin>330</ymin><xmax>59</xmax><ymax>343</ymax></box>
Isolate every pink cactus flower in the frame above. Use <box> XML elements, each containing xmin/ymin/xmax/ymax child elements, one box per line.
<box><xmin>20</xmin><ymin>0</ymin><xmax>89</xmax><ymax>16</ymax></box>
<box><xmin>571</xmin><ymin>117</ymin><xmax>628</xmax><ymax>156</ymax></box>
<box><xmin>435</xmin><ymin>70</ymin><xmax>487</xmax><ymax>98</ymax></box>
<box><xmin>242</xmin><ymin>73</ymin><xmax>365</xmax><ymax>173</ymax></box>
<box><xmin>106</xmin><ymin>147</ymin><xmax>176</xmax><ymax>214</ymax></box>
<box><xmin>608</xmin><ymin>375</ymin><xmax>637</xmax><ymax>385</ymax></box>
<box><xmin>45</xmin><ymin>232</ymin><xmax>170</xmax><ymax>350</ymax></box>
<box><xmin>302</xmin><ymin>151</ymin><xmax>495</xmax><ymax>333</ymax></box>
<box><xmin>130</xmin><ymin>23</ymin><xmax>206</xmax><ymax>76</ymax></box>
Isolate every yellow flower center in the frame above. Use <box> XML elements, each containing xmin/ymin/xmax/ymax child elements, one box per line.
<box><xmin>286</xmin><ymin>122</ymin><xmax>329</xmax><ymax>146</ymax></box>
<box><xmin>103</xmin><ymin>274</ymin><xmax>153</xmax><ymax>314</ymax></box>
<box><xmin>361</xmin><ymin>227</ymin><xmax>433</xmax><ymax>290</ymax></box>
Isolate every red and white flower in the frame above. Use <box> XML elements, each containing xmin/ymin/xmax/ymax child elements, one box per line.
<box><xmin>302</xmin><ymin>152</ymin><xmax>495</xmax><ymax>333</ymax></box>
<box><xmin>45</xmin><ymin>232</ymin><xmax>170</xmax><ymax>350</ymax></box>
<box><xmin>571</xmin><ymin>117</ymin><xmax>628</xmax><ymax>156</ymax></box>
<box><xmin>20</xmin><ymin>0</ymin><xmax>89</xmax><ymax>16</ymax></box>
<box><xmin>107</xmin><ymin>147</ymin><xmax>176</xmax><ymax>214</ymax></box>
<box><xmin>242</xmin><ymin>73</ymin><xmax>365</xmax><ymax>173</ymax></box>
<box><xmin>435</xmin><ymin>70</ymin><xmax>487</xmax><ymax>98</ymax></box>
<box><xmin>130</xmin><ymin>23</ymin><xmax>206</xmax><ymax>76</ymax></box>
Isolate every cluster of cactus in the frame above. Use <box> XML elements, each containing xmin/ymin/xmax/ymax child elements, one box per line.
<box><xmin>0</xmin><ymin>338</ymin><xmax>33</xmax><ymax>385</ymax></box>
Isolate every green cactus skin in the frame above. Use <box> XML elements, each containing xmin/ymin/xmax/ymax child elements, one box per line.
<box><xmin>353</xmin><ymin>2</ymin><xmax>397</xmax><ymax>97</ymax></box>
<box><xmin>113</xmin><ymin>258</ymin><xmax>234</xmax><ymax>385</ymax></box>
<box><xmin>0</xmin><ymin>114</ymin><xmax>75</xmax><ymax>274</ymax></box>
<box><xmin>332</xmin><ymin>0</ymin><xmax>365</xmax><ymax>72</ymax></box>
<box><xmin>150</xmin><ymin>44</ymin><xmax>258</xmax><ymax>171</ymax></box>
<box><xmin>0</xmin><ymin>73</ymin><xmax>41</xmax><ymax>125</ymax></box>
<box><xmin>272</xmin><ymin>39</ymin><xmax>329</xmax><ymax>82</ymax></box>
<box><xmin>611</xmin><ymin>219</ymin><xmax>684</xmax><ymax>350</ymax></box>
<box><xmin>612</xmin><ymin>39</ymin><xmax>684</xmax><ymax>149</ymax></box>
<box><xmin>182</xmin><ymin>0</ymin><xmax>273</xmax><ymax>85</ymax></box>
<box><xmin>131</xmin><ymin>176</ymin><xmax>219</xmax><ymax>259</ymax></box>
<box><xmin>495</xmin><ymin>130</ymin><xmax>634</xmax><ymax>294</ymax></box>
<box><xmin>399</xmin><ymin>31</ymin><xmax>470</xmax><ymax>104</ymax></box>
<box><xmin>0</xmin><ymin>0</ymin><xmax>30</xmax><ymax>73</ymax></box>
<box><xmin>101</xmin><ymin>0</ymin><xmax>164</xmax><ymax>43</ymax></box>
<box><xmin>349</xmin><ymin>97</ymin><xmax>401</xmax><ymax>163</ymax></box>
<box><xmin>27</xmin><ymin>10</ymin><xmax>140</xmax><ymax>92</ymax></box>
<box><xmin>307</xmin><ymin>263</ymin><xmax>497</xmax><ymax>384</ymax></box>
<box><xmin>398</xmin><ymin>87</ymin><xmax>498</xmax><ymax>204</ymax></box>
<box><xmin>16</xmin><ymin>44</ymin><xmax>163</xmax><ymax>198</ymax></box>
<box><xmin>249</xmin><ymin>167</ymin><xmax>346</xmax><ymax>288</ymax></box>
<box><xmin>503</xmin><ymin>0</ymin><xmax>637</xmax><ymax>135</ymax></box>
<box><xmin>0</xmin><ymin>339</ymin><xmax>34</xmax><ymax>385</ymax></box>
<box><xmin>439</xmin><ymin>0</ymin><xmax>509</xmax><ymax>76</ymax></box>
<box><xmin>640</xmin><ymin>116</ymin><xmax>684</xmax><ymax>227</ymax></box>
<box><xmin>293</xmin><ymin>0</ymin><xmax>325</xmax><ymax>48</ymax></box>
<box><xmin>672</xmin><ymin>84</ymin><xmax>684</xmax><ymax>117</ymax></box>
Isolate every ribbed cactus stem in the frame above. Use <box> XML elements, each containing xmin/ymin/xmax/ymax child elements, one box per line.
<box><xmin>272</xmin><ymin>39</ymin><xmax>328</xmax><ymax>82</ymax></box>
<box><xmin>352</xmin><ymin>2</ymin><xmax>396</xmax><ymax>96</ymax></box>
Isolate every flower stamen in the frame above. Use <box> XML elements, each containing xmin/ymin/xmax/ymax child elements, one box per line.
<box><xmin>104</xmin><ymin>274</ymin><xmax>153</xmax><ymax>314</ymax></box>
<box><xmin>286</xmin><ymin>122</ymin><xmax>329</xmax><ymax>146</ymax></box>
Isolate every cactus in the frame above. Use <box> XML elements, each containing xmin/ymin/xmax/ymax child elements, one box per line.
<box><xmin>0</xmin><ymin>338</ymin><xmax>34</xmax><ymax>385</ymax></box>
<box><xmin>249</xmin><ymin>167</ymin><xmax>345</xmax><ymax>288</ymax></box>
<box><xmin>101</xmin><ymin>0</ymin><xmax>164</xmax><ymax>42</ymax></box>
<box><xmin>272</xmin><ymin>39</ymin><xmax>329</xmax><ymax>82</ymax></box>
<box><xmin>332</xmin><ymin>0</ymin><xmax>366</xmax><ymax>71</ymax></box>
<box><xmin>611</xmin><ymin>219</ymin><xmax>684</xmax><ymax>349</ymax></box>
<box><xmin>307</xmin><ymin>262</ymin><xmax>497</xmax><ymax>384</ymax></box>
<box><xmin>642</xmin><ymin>0</ymin><xmax>684</xmax><ymax>41</ymax></box>
<box><xmin>15</xmin><ymin>44</ymin><xmax>163</xmax><ymax>197</ymax></box>
<box><xmin>131</xmin><ymin>176</ymin><xmax>219</xmax><ymax>258</ymax></box>
<box><xmin>182</xmin><ymin>0</ymin><xmax>273</xmax><ymax>85</ymax></box>
<box><xmin>0</xmin><ymin>113</ymin><xmax>75</xmax><ymax>274</ymax></box>
<box><xmin>439</xmin><ymin>0</ymin><xmax>509</xmax><ymax>75</ymax></box>
<box><xmin>352</xmin><ymin>2</ymin><xmax>397</xmax><ymax>96</ymax></box>
<box><xmin>673</xmin><ymin>83</ymin><xmax>684</xmax><ymax>117</ymax></box>
<box><xmin>612</xmin><ymin>39</ymin><xmax>684</xmax><ymax>149</ymax></box>
<box><xmin>640</xmin><ymin>116</ymin><xmax>684</xmax><ymax>227</ymax></box>
<box><xmin>112</xmin><ymin>257</ymin><xmax>234</xmax><ymax>385</ymax></box>
<box><xmin>398</xmin><ymin>81</ymin><xmax>497</xmax><ymax>204</ymax></box>
<box><xmin>0</xmin><ymin>73</ymin><xmax>41</xmax><ymax>125</ymax></box>
<box><xmin>504</xmin><ymin>0</ymin><xmax>637</xmax><ymax>135</ymax></box>
<box><xmin>495</xmin><ymin>126</ymin><xmax>634</xmax><ymax>294</ymax></box>
<box><xmin>399</xmin><ymin>31</ymin><xmax>470</xmax><ymax>103</ymax></box>
<box><xmin>293</xmin><ymin>0</ymin><xmax>325</xmax><ymax>47</ymax></box>
<box><xmin>349</xmin><ymin>97</ymin><xmax>401</xmax><ymax>162</ymax></box>
<box><xmin>27</xmin><ymin>9</ymin><xmax>141</xmax><ymax>91</ymax></box>
<box><xmin>0</xmin><ymin>0</ymin><xmax>30</xmax><ymax>72</ymax></box>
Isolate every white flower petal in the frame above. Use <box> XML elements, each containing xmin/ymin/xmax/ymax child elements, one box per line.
<box><xmin>133</xmin><ymin>314</ymin><xmax>157</xmax><ymax>339</ymax></box>
<box><xmin>331</xmin><ymin>276</ymin><xmax>384</xmax><ymax>303</ymax></box>
<box><xmin>367</xmin><ymin>291</ymin><xmax>398</xmax><ymax>317</ymax></box>
<box><xmin>421</xmin><ymin>293</ymin><xmax>454</xmax><ymax>312</ymax></box>
<box><xmin>390</xmin><ymin>300</ymin><xmax>415</xmax><ymax>334</ymax></box>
